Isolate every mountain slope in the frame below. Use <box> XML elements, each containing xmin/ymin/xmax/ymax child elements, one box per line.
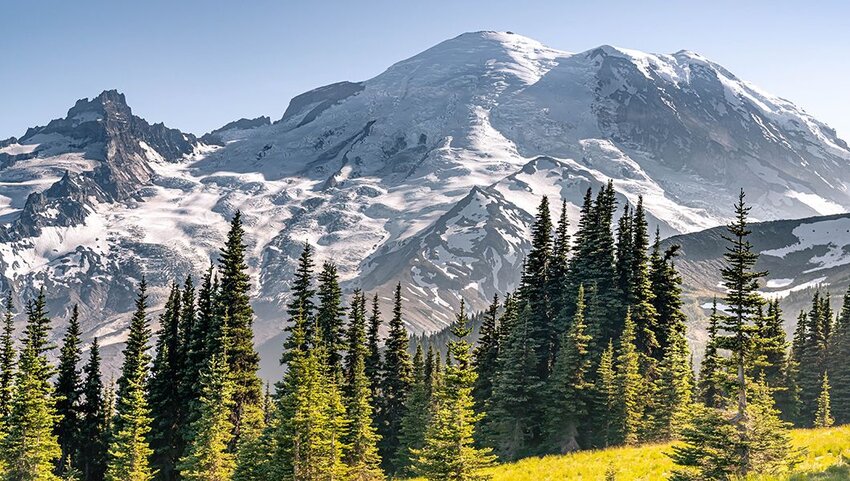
<box><xmin>1</xmin><ymin>31</ymin><xmax>849</xmax><ymax>371</ymax></box>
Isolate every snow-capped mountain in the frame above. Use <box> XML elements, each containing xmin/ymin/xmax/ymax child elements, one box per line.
<box><xmin>2</xmin><ymin>31</ymin><xmax>849</xmax><ymax>372</ymax></box>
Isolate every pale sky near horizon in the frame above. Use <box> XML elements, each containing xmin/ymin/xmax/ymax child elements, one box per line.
<box><xmin>3</xmin><ymin>0</ymin><xmax>849</xmax><ymax>141</ymax></box>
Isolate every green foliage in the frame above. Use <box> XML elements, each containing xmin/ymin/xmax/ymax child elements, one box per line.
<box><xmin>396</xmin><ymin>346</ymin><xmax>429</xmax><ymax>476</ymax></box>
<box><xmin>615</xmin><ymin>309</ymin><xmax>644</xmax><ymax>445</ymax></box>
<box><xmin>78</xmin><ymin>338</ymin><xmax>109</xmax><ymax>481</ymax></box>
<box><xmin>413</xmin><ymin>301</ymin><xmax>496</xmax><ymax>481</ymax></box>
<box><xmin>0</xmin><ymin>292</ymin><xmax>14</xmax><ymax>421</ymax></box>
<box><xmin>55</xmin><ymin>305</ymin><xmax>83</xmax><ymax>474</ymax></box>
<box><xmin>814</xmin><ymin>372</ymin><xmax>833</xmax><ymax>428</ymax></box>
<box><xmin>472</xmin><ymin>294</ymin><xmax>499</xmax><ymax>415</ymax></box>
<box><xmin>177</xmin><ymin>354</ymin><xmax>236</xmax><ymax>481</ymax></box>
<box><xmin>593</xmin><ymin>341</ymin><xmax>617</xmax><ymax>448</ymax></box>
<box><xmin>365</xmin><ymin>293</ymin><xmax>383</xmax><ymax>399</ymax></box>
<box><xmin>317</xmin><ymin>262</ymin><xmax>345</xmax><ymax>370</ymax></box>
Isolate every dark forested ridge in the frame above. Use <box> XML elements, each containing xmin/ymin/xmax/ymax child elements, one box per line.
<box><xmin>0</xmin><ymin>187</ymin><xmax>846</xmax><ymax>481</ymax></box>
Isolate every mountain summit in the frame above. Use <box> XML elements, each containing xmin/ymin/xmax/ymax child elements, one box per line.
<box><xmin>1</xmin><ymin>32</ymin><xmax>848</xmax><ymax>372</ymax></box>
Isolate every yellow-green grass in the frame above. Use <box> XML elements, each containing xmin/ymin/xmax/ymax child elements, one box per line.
<box><xmin>406</xmin><ymin>425</ymin><xmax>850</xmax><ymax>480</ymax></box>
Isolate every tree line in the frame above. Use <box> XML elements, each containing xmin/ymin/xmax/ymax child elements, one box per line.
<box><xmin>0</xmin><ymin>186</ymin><xmax>846</xmax><ymax>480</ymax></box>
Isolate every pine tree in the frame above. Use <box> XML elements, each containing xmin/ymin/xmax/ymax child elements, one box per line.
<box><xmin>519</xmin><ymin>196</ymin><xmax>554</xmax><ymax>382</ymax></box>
<box><xmin>0</xmin><ymin>293</ymin><xmax>61</xmax><ymax>481</ymax></box>
<box><xmin>548</xmin><ymin>198</ymin><xmax>571</xmax><ymax>338</ymax></box>
<box><xmin>177</xmin><ymin>353</ymin><xmax>236</xmax><ymax>481</ymax></box>
<box><xmin>377</xmin><ymin>283</ymin><xmax>413</xmax><ymax>473</ymax></box>
<box><xmin>830</xmin><ymin>285</ymin><xmax>850</xmax><ymax>424</ymax></box>
<box><xmin>317</xmin><ymin>262</ymin><xmax>345</xmax><ymax>371</ymax></box>
<box><xmin>176</xmin><ymin>275</ymin><xmax>197</xmax><ymax>430</ymax></box>
<box><xmin>286</xmin><ymin>241</ymin><xmax>317</xmax><ymax>345</ymax></box>
<box><xmin>545</xmin><ymin>286</ymin><xmax>592</xmax><ymax>453</ymax></box>
<box><xmin>593</xmin><ymin>341</ymin><xmax>617</xmax><ymax>448</ymax></box>
<box><xmin>650</xmin><ymin>329</ymin><xmax>693</xmax><ymax>441</ymax></box>
<box><xmin>649</xmin><ymin>232</ymin><xmax>688</xmax><ymax>355</ymax></box>
<box><xmin>413</xmin><ymin>301</ymin><xmax>496</xmax><ymax>481</ymax></box>
<box><xmin>799</xmin><ymin>291</ymin><xmax>831</xmax><ymax>426</ymax></box>
<box><xmin>55</xmin><ymin>304</ymin><xmax>83</xmax><ymax>475</ymax></box>
<box><xmin>365</xmin><ymin>293</ymin><xmax>383</xmax><ymax>398</ymax></box>
<box><xmin>814</xmin><ymin>371</ymin><xmax>834</xmax><ymax>428</ymax></box>
<box><xmin>396</xmin><ymin>346</ymin><xmax>428</xmax><ymax>476</ymax></box>
<box><xmin>615</xmin><ymin>309</ymin><xmax>644</xmax><ymax>445</ymax></box>
<box><xmin>628</xmin><ymin>197</ymin><xmax>660</xmax><ymax>360</ymax></box>
<box><xmin>107</xmin><ymin>281</ymin><xmax>155</xmax><ymax>481</ymax></box>
<box><xmin>698</xmin><ymin>299</ymin><xmax>726</xmax><ymax>408</ymax></box>
<box><xmin>472</xmin><ymin>294</ymin><xmax>499</xmax><ymax>414</ymax></box>
<box><xmin>217</xmin><ymin>213</ymin><xmax>264</xmax><ymax>447</ymax></box>
<box><xmin>614</xmin><ymin>204</ymin><xmax>634</xmax><ymax>311</ymax></box>
<box><xmin>487</xmin><ymin>300</ymin><xmax>541</xmax><ymax>460</ymax></box>
<box><xmin>717</xmin><ymin>189</ymin><xmax>766</xmax><ymax>433</ymax></box>
<box><xmin>149</xmin><ymin>282</ymin><xmax>186</xmax><ymax>481</ymax></box>
<box><xmin>751</xmin><ymin>299</ymin><xmax>788</xmax><ymax>391</ymax></box>
<box><xmin>78</xmin><ymin>338</ymin><xmax>109</xmax><ymax>481</ymax></box>
<box><xmin>0</xmin><ymin>292</ymin><xmax>14</xmax><ymax>421</ymax></box>
<box><xmin>343</xmin><ymin>291</ymin><xmax>384</xmax><ymax>481</ymax></box>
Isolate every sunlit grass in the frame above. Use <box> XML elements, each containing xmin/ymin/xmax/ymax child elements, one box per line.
<box><xmin>405</xmin><ymin>425</ymin><xmax>850</xmax><ymax>480</ymax></box>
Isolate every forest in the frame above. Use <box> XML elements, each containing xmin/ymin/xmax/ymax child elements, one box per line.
<box><xmin>0</xmin><ymin>184</ymin><xmax>846</xmax><ymax>481</ymax></box>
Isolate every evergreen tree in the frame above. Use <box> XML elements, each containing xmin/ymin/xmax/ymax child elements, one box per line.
<box><xmin>487</xmin><ymin>300</ymin><xmax>540</xmax><ymax>460</ymax></box>
<box><xmin>472</xmin><ymin>294</ymin><xmax>499</xmax><ymax>413</ymax></box>
<box><xmin>317</xmin><ymin>262</ymin><xmax>345</xmax><ymax>370</ymax></box>
<box><xmin>177</xmin><ymin>354</ymin><xmax>236</xmax><ymax>481</ymax></box>
<box><xmin>717</xmin><ymin>189</ymin><xmax>766</xmax><ymax>431</ymax></box>
<box><xmin>615</xmin><ymin>309</ymin><xmax>644</xmax><ymax>445</ymax></box>
<box><xmin>614</xmin><ymin>204</ymin><xmax>634</xmax><ymax>309</ymax></box>
<box><xmin>627</xmin><ymin>197</ymin><xmax>660</xmax><ymax>360</ymax></box>
<box><xmin>149</xmin><ymin>283</ymin><xmax>185</xmax><ymax>481</ymax></box>
<box><xmin>0</xmin><ymin>292</ymin><xmax>14</xmax><ymax>421</ymax></box>
<box><xmin>55</xmin><ymin>304</ymin><xmax>83</xmax><ymax>475</ymax></box>
<box><xmin>650</xmin><ymin>329</ymin><xmax>693</xmax><ymax>441</ymax></box>
<box><xmin>396</xmin><ymin>346</ymin><xmax>428</xmax><ymax>476</ymax></box>
<box><xmin>78</xmin><ymin>338</ymin><xmax>109</xmax><ymax>481</ymax></box>
<box><xmin>698</xmin><ymin>299</ymin><xmax>725</xmax><ymax>408</ymax></box>
<box><xmin>176</xmin><ymin>276</ymin><xmax>197</xmax><ymax>429</ymax></box>
<box><xmin>649</xmin><ymin>232</ymin><xmax>688</xmax><ymax>355</ymax></box>
<box><xmin>544</xmin><ymin>286</ymin><xmax>592</xmax><ymax>453</ymax></box>
<box><xmin>548</xmin><ymin>198</ymin><xmax>571</xmax><ymax>337</ymax></box>
<box><xmin>343</xmin><ymin>292</ymin><xmax>384</xmax><ymax>481</ymax></box>
<box><xmin>107</xmin><ymin>281</ymin><xmax>155</xmax><ymax>481</ymax></box>
<box><xmin>830</xmin><ymin>285</ymin><xmax>850</xmax><ymax>424</ymax></box>
<box><xmin>377</xmin><ymin>283</ymin><xmax>412</xmax><ymax>473</ymax></box>
<box><xmin>751</xmin><ymin>299</ymin><xmax>788</xmax><ymax>390</ymax></box>
<box><xmin>520</xmin><ymin>196</ymin><xmax>554</xmax><ymax>381</ymax></box>
<box><xmin>798</xmin><ymin>291</ymin><xmax>831</xmax><ymax>426</ymax></box>
<box><xmin>365</xmin><ymin>293</ymin><xmax>383</xmax><ymax>398</ymax></box>
<box><xmin>286</xmin><ymin>241</ymin><xmax>317</xmax><ymax>345</ymax></box>
<box><xmin>217</xmin><ymin>213</ymin><xmax>264</xmax><ymax>447</ymax></box>
<box><xmin>0</xmin><ymin>294</ymin><xmax>61</xmax><ymax>481</ymax></box>
<box><xmin>814</xmin><ymin>371</ymin><xmax>834</xmax><ymax>428</ymax></box>
<box><xmin>593</xmin><ymin>341</ymin><xmax>617</xmax><ymax>448</ymax></box>
<box><xmin>413</xmin><ymin>301</ymin><xmax>496</xmax><ymax>481</ymax></box>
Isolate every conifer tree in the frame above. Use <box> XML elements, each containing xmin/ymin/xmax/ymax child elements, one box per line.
<box><xmin>177</xmin><ymin>353</ymin><xmax>236</xmax><ymax>481</ymax></box>
<box><xmin>396</xmin><ymin>346</ymin><xmax>428</xmax><ymax>476</ymax></box>
<box><xmin>487</xmin><ymin>300</ymin><xmax>540</xmax><ymax>460</ymax></box>
<box><xmin>286</xmin><ymin>241</ymin><xmax>317</xmax><ymax>343</ymax></box>
<box><xmin>829</xmin><ymin>285</ymin><xmax>850</xmax><ymax>424</ymax></box>
<box><xmin>377</xmin><ymin>283</ymin><xmax>412</xmax><ymax>473</ymax></box>
<box><xmin>650</xmin><ymin>329</ymin><xmax>693</xmax><ymax>440</ymax></box>
<box><xmin>472</xmin><ymin>294</ymin><xmax>499</xmax><ymax>413</ymax></box>
<box><xmin>548</xmin><ymin>198</ymin><xmax>571</xmax><ymax>334</ymax></box>
<box><xmin>343</xmin><ymin>291</ymin><xmax>384</xmax><ymax>481</ymax></box>
<box><xmin>751</xmin><ymin>299</ymin><xmax>788</xmax><ymax>390</ymax></box>
<box><xmin>520</xmin><ymin>196</ymin><xmax>554</xmax><ymax>381</ymax></box>
<box><xmin>614</xmin><ymin>204</ymin><xmax>634</xmax><ymax>308</ymax></box>
<box><xmin>717</xmin><ymin>189</ymin><xmax>766</xmax><ymax>430</ymax></box>
<box><xmin>317</xmin><ymin>262</ymin><xmax>345</xmax><ymax>370</ymax></box>
<box><xmin>799</xmin><ymin>291</ymin><xmax>831</xmax><ymax>426</ymax></box>
<box><xmin>107</xmin><ymin>281</ymin><xmax>155</xmax><ymax>481</ymax></box>
<box><xmin>0</xmin><ymin>292</ymin><xmax>14</xmax><ymax>421</ymax></box>
<box><xmin>814</xmin><ymin>371</ymin><xmax>834</xmax><ymax>428</ymax></box>
<box><xmin>545</xmin><ymin>286</ymin><xmax>592</xmax><ymax>453</ymax></box>
<box><xmin>0</xmin><ymin>293</ymin><xmax>61</xmax><ymax>481</ymax></box>
<box><xmin>593</xmin><ymin>341</ymin><xmax>617</xmax><ymax>448</ymax></box>
<box><xmin>413</xmin><ymin>301</ymin><xmax>495</xmax><ymax>481</ymax></box>
<box><xmin>55</xmin><ymin>304</ymin><xmax>83</xmax><ymax>475</ymax></box>
<box><xmin>149</xmin><ymin>283</ymin><xmax>185</xmax><ymax>481</ymax></box>
<box><xmin>78</xmin><ymin>338</ymin><xmax>109</xmax><ymax>481</ymax></box>
<box><xmin>615</xmin><ymin>309</ymin><xmax>644</xmax><ymax>445</ymax></box>
<box><xmin>217</xmin><ymin>213</ymin><xmax>264</xmax><ymax>447</ymax></box>
<box><xmin>649</xmin><ymin>232</ymin><xmax>688</xmax><ymax>355</ymax></box>
<box><xmin>176</xmin><ymin>275</ymin><xmax>197</xmax><ymax>422</ymax></box>
<box><xmin>365</xmin><ymin>294</ymin><xmax>383</xmax><ymax>398</ymax></box>
<box><xmin>627</xmin><ymin>197</ymin><xmax>660</xmax><ymax>360</ymax></box>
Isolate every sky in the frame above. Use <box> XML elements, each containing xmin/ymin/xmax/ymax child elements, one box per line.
<box><xmin>3</xmin><ymin>0</ymin><xmax>849</xmax><ymax>140</ymax></box>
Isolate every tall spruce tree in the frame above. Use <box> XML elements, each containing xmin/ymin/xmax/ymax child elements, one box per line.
<box><xmin>698</xmin><ymin>299</ymin><xmax>725</xmax><ymax>409</ymax></box>
<box><xmin>217</xmin><ymin>213</ymin><xmax>264</xmax><ymax>447</ymax></box>
<box><xmin>286</xmin><ymin>241</ymin><xmax>317</xmax><ymax>345</ymax></box>
<box><xmin>177</xmin><ymin>353</ymin><xmax>236</xmax><ymax>481</ymax></box>
<box><xmin>650</xmin><ymin>328</ymin><xmax>693</xmax><ymax>441</ymax></box>
<box><xmin>317</xmin><ymin>262</ymin><xmax>345</xmax><ymax>371</ymax></box>
<box><xmin>107</xmin><ymin>280</ymin><xmax>155</xmax><ymax>481</ymax></box>
<box><xmin>377</xmin><ymin>283</ymin><xmax>413</xmax><ymax>473</ymax></box>
<box><xmin>343</xmin><ymin>291</ymin><xmax>384</xmax><ymax>481</ymax></box>
<box><xmin>830</xmin><ymin>285</ymin><xmax>850</xmax><ymax>424</ymax></box>
<box><xmin>593</xmin><ymin>341</ymin><xmax>617</xmax><ymax>448</ymax></box>
<box><xmin>472</xmin><ymin>294</ymin><xmax>499</xmax><ymax>414</ymax></box>
<box><xmin>0</xmin><ymin>292</ymin><xmax>61</xmax><ymax>481</ymax></box>
<box><xmin>627</xmin><ymin>197</ymin><xmax>660</xmax><ymax>360</ymax></box>
<box><xmin>55</xmin><ymin>304</ymin><xmax>83</xmax><ymax>475</ymax></box>
<box><xmin>814</xmin><ymin>371</ymin><xmax>834</xmax><ymax>428</ymax></box>
<box><xmin>365</xmin><ymin>293</ymin><xmax>383</xmax><ymax>398</ymax></box>
<box><xmin>78</xmin><ymin>338</ymin><xmax>109</xmax><ymax>481</ymax></box>
<box><xmin>413</xmin><ymin>301</ymin><xmax>496</xmax><ymax>481</ymax></box>
<box><xmin>615</xmin><ymin>309</ymin><xmax>644</xmax><ymax>445</ymax></box>
<box><xmin>149</xmin><ymin>283</ymin><xmax>186</xmax><ymax>481</ymax></box>
<box><xmin>520</xmin><ymin>196</ymin><xmax>554</xmax><ymax>382</ymax></box>
<box><xmin>396</xmin><ymin>346</ymin><xmax>428</xmax><ymax>476</ymax></box>
<box><xmin>798</xmin><ymin>290</ymin><xmax>832</xmax><ymax>426</ymax></box>
<box><xmin>0</xmin><ymin>293</ymin><xmax>14</xmax><ymax>421</ymax></box>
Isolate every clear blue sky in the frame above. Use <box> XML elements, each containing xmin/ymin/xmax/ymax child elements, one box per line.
<box><xmin>3</xmin><ymin>0</ymin><xmax>849</xmax><ymax>141</ymax></box>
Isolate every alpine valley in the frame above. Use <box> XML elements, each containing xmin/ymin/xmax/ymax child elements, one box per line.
<box><xmin>3</xmin><ymin>31</ymin><xmax>849</xmax><ymax>374</ymax></box>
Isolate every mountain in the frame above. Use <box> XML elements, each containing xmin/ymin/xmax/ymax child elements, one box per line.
<box><xmin>1</xmin><ymin>31</ymin><xmax>848</xmax><ymax>374</ymax></box>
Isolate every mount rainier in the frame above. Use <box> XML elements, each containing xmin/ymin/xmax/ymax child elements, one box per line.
<box><xmin>2</xmin><ymin>31</ymin><xmax>849</xmax><ymax>373</ymax></box>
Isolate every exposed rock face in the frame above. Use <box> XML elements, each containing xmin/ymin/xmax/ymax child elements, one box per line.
<box><xmin>1</xmin><ymin>32</ymin><xmax>849</xmax><ymax>379</ymax></box>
